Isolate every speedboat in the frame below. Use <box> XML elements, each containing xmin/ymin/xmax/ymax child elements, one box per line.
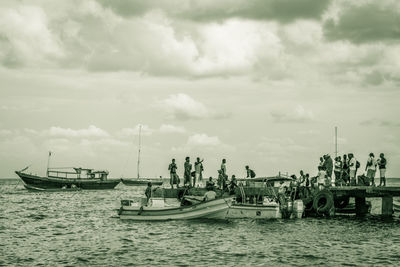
<box><xmin>118</xmin><ymin>197</ymin><xmax>232</xmax><ymax>221</ymax></box>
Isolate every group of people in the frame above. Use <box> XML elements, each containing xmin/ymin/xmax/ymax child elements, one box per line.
<box><xmin>313</xmin><ymin>153</ymin><xmax>387</xmax><ymax>188</ymax></box>
<box><xmin>167</xmin><ymin>157</ymin><xmax>256</xmax><ymax>190</ymax></box>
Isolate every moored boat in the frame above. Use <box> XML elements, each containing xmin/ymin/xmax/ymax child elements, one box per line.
<box><xmin>16</xmin><ymin>168</ymin><xmax>120</xmax><ymax>190</ymax></box>
<box><xmin>118</xmin><ymin>197</ymin><xmax>232</xmax><ymax>220</ymax></box>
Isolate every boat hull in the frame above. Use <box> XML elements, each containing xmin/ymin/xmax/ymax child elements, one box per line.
<box><xmin>226</xmin><ymin>203</ymin><xmax>282</xmax><ymax>219</ymax></box>
<box><xmin>16</xmin><ymin>171</ymin><xmax>120</xmax><ymax>190</ymax></box>
<box><xmin>121</xmin><ymin>178</ymin><xmax>163</xmax><ymax>186</ymax></box>
<box><xmin>119</xmin><ymin>198</ymin><xmax>231</xmax><ymax>220</ymax></box>
<box><xmin>24</xmin><ymin>184</ymin><xmax>81</xmax><ymax>192</ymax></box>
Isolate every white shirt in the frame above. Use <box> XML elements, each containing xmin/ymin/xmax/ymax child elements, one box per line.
<box><xmin>349</xmin><ymin>158</ymin><xmax>357</xmax><ymax>171</ymax></box>
<box><xmin>204</xmin><ymin>191</ymin><xmax>216</xmax><ymax>201</ymax></box>
<box><xmin>367</xmin><ymin>157</ymin><xmax>377</xmax><ymax>171</ymax></box>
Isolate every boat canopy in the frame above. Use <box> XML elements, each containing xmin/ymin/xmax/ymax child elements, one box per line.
<box><xmin>47</xmin><ymin>167</ymin><xmax>109</xmax><ymax>179</ymax></box>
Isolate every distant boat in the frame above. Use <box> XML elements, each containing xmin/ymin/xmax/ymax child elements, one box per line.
<box><xmin>121</xmin><ymin>178</ymin><xmax>163</xmax><ymax>186</ymax></box>
<box><xmin>16</xmin><ymin>167</ymin><xmax>120</xmax><ymax>190</ymax></box>
<box><xmin>121</xmin><ymin>125</ymin><xmax>163</xmax><ymax>186</ymax></box>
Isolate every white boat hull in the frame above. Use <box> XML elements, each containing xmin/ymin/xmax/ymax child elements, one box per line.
<box><xmin>119</xmin><ymin>198</ymin><xmax>231</xmax><ymax>221</ymax></box>
<box><xmin>226</xmin><ymin>203</ymin><xmax>282</xmax><ymax>219</ymax></box>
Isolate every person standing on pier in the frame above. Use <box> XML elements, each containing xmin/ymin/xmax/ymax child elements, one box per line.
<box><xmin>221</xmin><ymin>159</ymin><xmax>227</xmax><ymax>177</ymax></box>
<box><xmin>194</xmin><ymin>157</ymin><xmax>204</xmax><ymax>187</ymax></box>
<box><xmin>184</xmin><ymin>157</ymin><xmax>192</xmax><ymax>187</ymax></box>
<box><xmin>334</xmin><ymin>156</ymin><xmax>342</xmax><ymax>186</ymax></box>
<box><xmin>168</xmin><ymin>159</ymin><xmax>179</xmax><ymax>189</ymax></box>
<box><xmin>342</xmin><ymin>154</ymin><xmax>349</xmax><ymax>185</ymax></box>
<box><xmin>323</xmin><ymin>154</ymin><xmax>333</xmax><ymax>181</ymax></box>
<box><xmin>348</xmin><ymin>153</ymin><xmax>357</xmax><ymax>185</ymax></box>
<box><xmin>365</xmin><ymin>153</ymin><xmax>377</xmax><ymax>186</ymax></box>
<box><xmin>377</xmin><ymin>153</ymin><xmax>387</xmax><ymax>186</ymax></box>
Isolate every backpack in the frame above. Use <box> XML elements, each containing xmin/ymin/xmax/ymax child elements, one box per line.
<box><xmin>250</xmin><ymin>170</ymin><xmax>256</xmax><ymax>178</ymax></box>
<box><xmin>356</xmin><ymin>161</ymin><xmax>360</xmax><ymax>169</ymax></box>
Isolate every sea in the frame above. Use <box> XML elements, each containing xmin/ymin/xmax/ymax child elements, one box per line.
<box><xmin>1</xmin><ymin>178</ymin><xmax>400</xmax><ymax>267</ymax></box>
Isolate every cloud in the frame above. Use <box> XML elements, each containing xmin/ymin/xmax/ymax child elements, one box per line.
<box><xmin>0</xmin><ymin>5</ymin><xmax>64</xmax><ymax>67</ymax></box>
<box><xmin>323</xmin><ymin>1</ymin><xmax>400</xmax><ymax>44</ymax></box>
<box><xmin>360</xmin><ymin>119</ymin><xmax>400</xmax><ymax>128</ymax></box>
<box><xmin>271</xmin><ymin>105</ymin><xmax>315</xmax><ymax>123</ymax></box>
<box><xmin>0</xmin><ymin>129</ymin><xmax>13</xmax><ymax>136</ymax></box>
<box><xmin>160</xmin><ymin>93</ymin><xmax>209</xmax><ymax>120</ymax></box>
<box><xmin>187</xmin><ymin>133</ymin><xmax>221</xmax><ymax>146</ymax></box>
<box><xmin>117</xmin><ymin>124</ymin><xmax>154</xmax><ymax>137</ymax></box>
<box><xmin>47</xmin><ymin>125</ymin><xmax>109</xmax><ymax>138</ymax></box>
<box><xmin>159</xmin><ymin>124</ymin><xmax>186</xmax><ymax>134</ymax></box>
<box><xmin>97</xmin><ymin>0</ymin><xmax>331</xmax><ymax>23</ymax></box>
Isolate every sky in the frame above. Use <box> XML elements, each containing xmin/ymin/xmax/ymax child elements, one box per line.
<box><xmin>1</xmin><ymin>0</ymin><xmax>399</xmax><ymax>178</ymax></box>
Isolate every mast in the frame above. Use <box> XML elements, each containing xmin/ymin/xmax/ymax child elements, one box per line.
<box><xmin>46</xmin><ymin>151</ymin><xmax>52</xmax><ymax>176</ymax></box>
<box><xmin>137</xmin><ymin>125</ymin><xmax>142</xmax><ymax>179</ymax></box>
<box><xmin>335</xmin><ymin>126</ymin><xmax>338</xmax><ymax>158</ymax></box>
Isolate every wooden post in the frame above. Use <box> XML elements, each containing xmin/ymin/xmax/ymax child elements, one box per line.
<box><xmin>355</xmin><ymin>197</ymin><xmax>368</xmax><ymax>216</ymax></box>
<box><xmin>381</xmin><ymin>196</ymin><xmax>393</xmax><ymax>216</ymax></box>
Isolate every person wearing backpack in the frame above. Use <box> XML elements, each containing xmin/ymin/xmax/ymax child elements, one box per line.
<box><xmin>377</xmin><ymin>153</ymin><xmax>387</xmax><ymax>186</ymax></box>
<box><xmin>245</xmin><ymin>165</ymin><xmax>256</xmax><ymax>178</ymax></box>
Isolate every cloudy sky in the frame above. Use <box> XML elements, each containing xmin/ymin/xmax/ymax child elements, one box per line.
<box><xmin>1</xmin><ymin>0</ymin><xmax>399</xmax><ymax>179</ymax></box>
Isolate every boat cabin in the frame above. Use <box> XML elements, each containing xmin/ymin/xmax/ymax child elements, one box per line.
<box><xmin>47</xmin><ymin>168</ymin><xmax>109</xmax><ymax>180</ymax></box>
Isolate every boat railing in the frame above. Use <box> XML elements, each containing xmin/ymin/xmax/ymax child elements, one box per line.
<box><xmin>47</xmin><ymin>169</ymin><xmax>108</xmax><ymax>180</ymax></box>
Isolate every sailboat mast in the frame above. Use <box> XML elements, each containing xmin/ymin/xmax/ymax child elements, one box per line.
<box><xmin>335</xmin><ymin>126</ymin><xmax>338</xmax><ymax>158</ymax></box>
<box><xmin>137</xmin><ymin>125</ymin><xmax>142</xmax><ymax>179</ymax></box>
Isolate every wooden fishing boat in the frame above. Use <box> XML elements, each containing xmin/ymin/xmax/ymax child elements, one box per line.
<box><xmin>16</xmin><ymin>168</ymin><xmax>120</xmax><ymax>190</ymax></box>
<box><xmin>121</xmin><ymin>178</ymin><xmax>163</xmax><ymax>186</ymax></box>
<box><xmin>118</xmin><ymin>197</ymin><xmax>232</xmax><ymax>220</ymax></box>
<box><xmin>24</xmin><ymin>184</ymin><xmax>82</xmax><ymax>192</ymax></box>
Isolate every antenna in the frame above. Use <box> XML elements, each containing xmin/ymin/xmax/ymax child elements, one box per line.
<box><xmin>335</xmin><ymin>126</ymin><xmax>338</xmax><ymax>158</ymax></box>
<box><xmin>137</xmin><ymin>125</ymin><xmax>142</xmax><ymax>179</ymax></box>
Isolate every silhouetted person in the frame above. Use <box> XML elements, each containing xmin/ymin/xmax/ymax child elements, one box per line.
<box><xmin>245</xmin><ymin>165</ymin><xmax>256</xmax><ymax>178</ymax></box>
<box><xmin>378</xmin><ymin>153</ymin><xmax>387</xmax><ymax>186</ymax></box>
<box><xmin>184</xmin><ymin>157</ymin><xmax>192</xmax><ymax>187</ymax></box>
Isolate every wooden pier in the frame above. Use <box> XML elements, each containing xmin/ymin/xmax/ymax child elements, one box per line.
<box><xmin>155</xmin><ymin>186</ymin><xmax>400</xmax><ymax>216</ymax></box>
<box><xmin>330</xmin><ymin>186</ymin><xmax>400</xmax><ymax>216</ymax></box>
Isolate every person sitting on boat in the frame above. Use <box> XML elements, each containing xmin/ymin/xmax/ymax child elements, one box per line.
<box><xmin>229</xmin><ymin>175</ymin><xmax>238</xmax><ymax>194</ymax></box>
<box><xmin>206</xmin><ymin>177</ymin><xmax>215</xmax><ymax>191</ymax></box>
<box><xmin>217</xmin><ymin>169</ymin><xmax>226</xmax><ymax>190</ymax></box>
<box><xmin>203</xmin><ymin>187</ymin><xmax>217</xmax><ymax>201</ymax></box>
<box><xmin>245</xmin><ymin>165</ymin><xmax>256</xmax><ymax>178</ymax></box>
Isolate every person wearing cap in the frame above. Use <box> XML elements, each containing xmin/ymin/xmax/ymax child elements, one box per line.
<box><xmin>365</xmin><ymin>153</ymin><xmax>377</xmax><ymax>186</ymax></box>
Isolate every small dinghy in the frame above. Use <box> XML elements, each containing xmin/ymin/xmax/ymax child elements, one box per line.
<box><xmin>118</xmin><ymin>197</ymin><xmax>232</xmax><ymax>221</ymax></box>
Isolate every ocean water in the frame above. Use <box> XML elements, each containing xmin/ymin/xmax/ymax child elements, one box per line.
<box><xmin>1</xmin><ymin>179</ymin><xmax>400</xmax><ymax>267</ymax></box>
